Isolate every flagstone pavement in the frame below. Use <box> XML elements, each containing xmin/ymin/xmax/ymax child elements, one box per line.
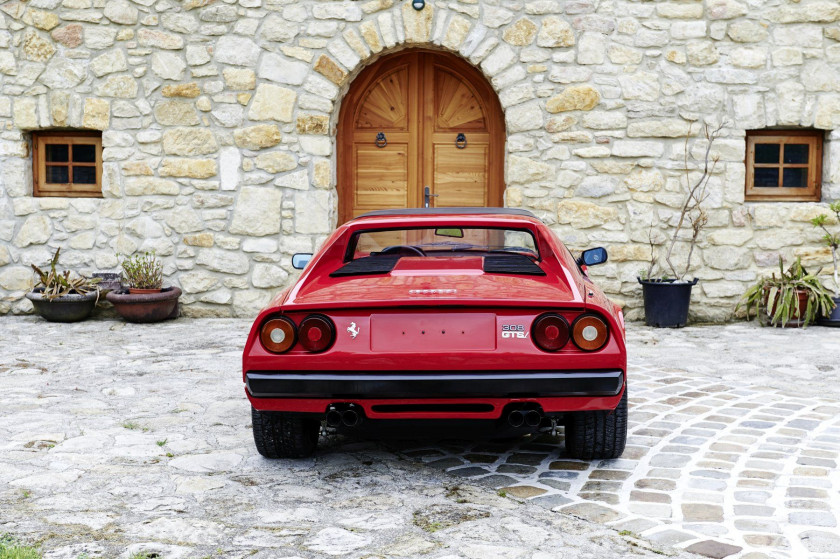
<box><xmin>1</xmin><ymin>317</ymin><xmax>838</xmax><ymax>559</ymax></box>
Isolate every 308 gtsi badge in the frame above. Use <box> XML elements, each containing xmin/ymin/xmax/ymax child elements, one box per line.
<box><xmin>242</xmin><ymin>208</ymin><xmax>627</xmax><ymax>459</ymax></box>
<box><xmin>501</xmin><ymin>324</ymin><xmax>528</xmax><ymax>339</ymax></box>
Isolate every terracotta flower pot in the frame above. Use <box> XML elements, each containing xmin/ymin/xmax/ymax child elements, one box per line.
<box><xmin>106</xmin><ymin>286</ymin><xmax>181</xmax><ymax>323</ymax></box>
<box><xmin>128</xmin><ymin>287</ymin><xmax>163</xmax><ymax>295</ymax></box>
<box><xmin>762</xmin><ymin>287</ymin><xmax>810</xmax><ymax>328</ymax></box>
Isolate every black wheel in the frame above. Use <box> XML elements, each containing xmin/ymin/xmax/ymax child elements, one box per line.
<box><xmin>564</xmin><ymin>389</ymin><xmax>627</xmax><ymax>460</ymax></box>
<box><xmin>251</xmin><ymin>407</ymin><xmax>320</xmax><ymax>458</ymax></box>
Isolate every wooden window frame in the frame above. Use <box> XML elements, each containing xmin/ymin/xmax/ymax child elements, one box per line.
<box><xmin>745</xmin><ymin>130</ymin><xmax>823</xmax><ymax>202</ymax></box>
<box><xmin>33</xmin><ymin>131</ymin><xmax>103</xmax><ymax>198</ymax></box>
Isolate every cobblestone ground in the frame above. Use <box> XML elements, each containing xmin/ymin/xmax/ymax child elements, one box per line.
<box><xmin>399</xmin><ymin>323</ymin><xmax>840</xmax><ymax>559</ymax></box>
<box><xmin>1</xmin><ymin>318</ymin><xmax>838</xmax><ymax>559</ymax></box>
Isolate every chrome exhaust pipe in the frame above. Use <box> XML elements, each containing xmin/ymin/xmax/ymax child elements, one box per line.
<box><xmin>508</xmin><ymin>410</ymin><xmax>524</xmax><ymax>428</ymax></box>
<box><xmin>325</xmin><ymin>408</ymin><xmax>342</xmax><ymax>428</ymax></box>
<box><xmin>341</xmin><ymin>409</ymin><xmax>360</xmax><ymax>427</ymax></box>
<box><xmin>524</xmin><ymin>410</ymin><xmax>542</xmax><ymax>428</ymax></box>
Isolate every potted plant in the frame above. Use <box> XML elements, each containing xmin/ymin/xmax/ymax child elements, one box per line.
<box><xmin>810</xmin><ymin>202</ymin><xmax>840</xmax><ymax>326</ymax></box>
<box><xmin>26</xmin><ymin>248</ymin><xmax>100</xmax><ymax>322</ymax></box>
<box><xmin>736</xmin><ymin>257</ymin><xmax>835</xmax><ymax>328</ymax></box>
<box><xmin>637</xmin><ymin>121</ymin><xmax>724</xmax><ymax>328</ymax></box>
<box><xmin>105</xmin><ymin>252</ymin><xmax>181</xmax><ymax>323</ymax></box>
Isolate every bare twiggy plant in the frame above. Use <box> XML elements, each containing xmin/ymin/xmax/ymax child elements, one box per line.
<box><xmin>647</xmin><ymin>120</ymin><xmax>725</xmax><ymax>281</ymax></box>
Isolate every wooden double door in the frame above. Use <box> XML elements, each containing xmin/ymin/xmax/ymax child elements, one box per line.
<box><xmin>338</xmin><ymin>50</ymin><xmax>505</xmax><ymax>223</ymax></box>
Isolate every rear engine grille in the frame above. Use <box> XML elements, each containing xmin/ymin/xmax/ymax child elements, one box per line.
<box><xmin>483</xmin><ymin>254</ymin><xmax>545</xmax><ymax>275</ymax></box>
<box><xmin>330</xmin><ymin>256</ymin><xmax>400</xmax><ymax>277</ymax></box>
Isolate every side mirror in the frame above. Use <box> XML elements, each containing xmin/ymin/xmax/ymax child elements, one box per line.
<box><xmin>579</xmin><ymin>247</ymin><xmax>608</xmax><ymax>267</ymax></box>
<box><xmin>292</xmin><ymin>253</ymin><xmax>313</xmax><ymax>270</ymax></box>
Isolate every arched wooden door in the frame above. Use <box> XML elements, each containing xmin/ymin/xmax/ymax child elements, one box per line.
<box><xmin>338</xmin><ymin>50</ymin><xmax>505</xmax><ymax>223</ymax></box>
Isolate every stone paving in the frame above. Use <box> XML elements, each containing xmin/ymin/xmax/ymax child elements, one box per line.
<box><xmin>397</xmin><ymin>323</ymin><xmax>840</xmax><ymax>558</ymax></box>
<box><xmin>1</xmin><ymin>317</ymin><xmax>839</xmax><ymax>559</ymax></box>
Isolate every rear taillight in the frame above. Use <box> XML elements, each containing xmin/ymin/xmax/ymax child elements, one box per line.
<box><xmin>571</xmin><ymin>314</ymin><xmax>609</xmax><ymax>351</ymax></box>
<box><xmin>531</xmin><ymin>313</ymin><xmax>570</xmax><ymax>352</ymax></box>
<box><xmin>298</xmin><ymin>314</ymin><xmax>336</xmax><ymax>353</ymax></box>
<box><xmin>260</xmin><ymin>317</ymin><xmax>296</xmax><ymax>354</ymax></box>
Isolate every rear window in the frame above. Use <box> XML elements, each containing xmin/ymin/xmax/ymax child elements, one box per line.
<box><xmin>348</xmin><ymin>227</ymin><xmax>539</xmax><ymax>260</ymax></box>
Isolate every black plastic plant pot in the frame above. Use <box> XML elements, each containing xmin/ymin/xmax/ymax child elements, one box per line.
<box><xmin>818</xmin><ymin>296</ymin><xmax>840</xmax><ymax>327</ymax></box>
<box><xmin>26</xmin><ymin>288</ymin><xmax>99</xmax><ymax>322</ymax></box>
<box><xmin>637</xmin><ymin>277</ymin><xmax>699</xmax><ymax>328</ymax></box>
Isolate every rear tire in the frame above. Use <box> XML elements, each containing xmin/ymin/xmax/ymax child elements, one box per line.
<box><xmin>564</xmin><ymin>389</ymin><xmax>627</xmax><ymax>460</ymax></box>
<box><xmin>251</xmin><ymin>407</ymin><xmax>320</xmax><ymax>458</ymax></box>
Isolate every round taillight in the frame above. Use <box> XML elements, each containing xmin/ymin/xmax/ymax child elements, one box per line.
<box><xmin>260</xmin><ymin>317</ymin><xmax>296</xmax><ymax>353</ymax></box>
<box><xmin>298</xmin><ymin>314</ymin><xmax>335</xmax><ymax>353</ymax></box>
<box><xmin>571</xmin><ymin>314</ymin><xmax>609</xmax><ymax>351</ymax></box>
<box><xmin>531</xmin><ymin>313</ymin><xmax>570</xmax><ymax>352</ymax></box>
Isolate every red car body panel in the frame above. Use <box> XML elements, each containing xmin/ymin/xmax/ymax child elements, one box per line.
<box><xmin>242</xmin><ymin>211</ymin><xmax>626</xmax><ymax>421</ymax></box>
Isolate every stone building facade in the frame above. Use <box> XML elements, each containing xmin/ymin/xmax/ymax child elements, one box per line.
<box><xmin>0</xmin><ymin>0</ymin><xmax>839</xmax><ymax>321</ymax></box>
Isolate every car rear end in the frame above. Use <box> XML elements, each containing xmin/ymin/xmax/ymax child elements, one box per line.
<box><xmin>242</xmin><ymin>211</ymin><xmax>627</xmax><ymax>458</ymax></box>
<box><xmin>246</xmin><ymin>305</ymin><xmax>624</xmax><ymax>409</ymax></box>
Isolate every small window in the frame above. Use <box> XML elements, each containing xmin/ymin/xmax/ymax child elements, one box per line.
<box><xmin>745</xmin><ymin>130</ymin><xmax>823</xmax><ymax>202</ymax></box>
<box><xmin>33</xmin><ymin>132</ymin><xmax>103</xmax><ymax>197</ymax></box>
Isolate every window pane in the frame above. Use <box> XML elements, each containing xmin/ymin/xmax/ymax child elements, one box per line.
<box><xmin>783</xmin><ymin>167</ymin><xmax>807</xmax><ymax>188</ymax></box>
<box><xmin>755</xmin><ymin>143</ymin><xmax>780</xmax><ymax>164</ymax></box>
<box><xmin>783</xmin><ymin>144</ymin><xmax>809</xmax><ymax>164</ymax></box>
<box><xmin>46</xmin><ymin>165</ymin><xmax>69</xmax><ymax>183</ymax></box>
<box><xmin>352</xmin><ymin>227</ymin><xmax>538</xmax><ymax>259</ymax></box>
<box><xmin>72</xmin><ymin>166</ymin><xmax>97</xmax><ymax>184</ymax></box>
<box><xmin>45</xmin><ymin>144</ymin><xmax>69</xmax><ymax>162</ymax></box>
<box><xmin>72</xmin><ymin>144</ymin><xmax>96</xmax><ymax>163</ymax></box>
<box><xmin>754</xmin><ymin>167</ymin><xmax>779</xmax><ymax>187</ymax></box>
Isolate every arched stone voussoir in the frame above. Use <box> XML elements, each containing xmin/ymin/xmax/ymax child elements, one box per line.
<box><xmin>315</xmin><ymin>1</ymin><xmax>512</xmax><ymax>95</ymax></box>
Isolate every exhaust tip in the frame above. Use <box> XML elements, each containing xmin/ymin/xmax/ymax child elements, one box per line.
<box><xmin>342</xmin><ymin>409</ymin><xmax>360</xmax><ymax>427</ymax></box>
<box><xmin>524</xmin><ymin>410</ymin><xmax>542</xmax><ymax>427</ymax></box>
<box><xmin>508</xmin><ymin>410</ymin><xmax>524</xmax><ymax>428</ymax></box>
<box><xmin>325</xmin><ymin>409</ymin><xmax>342</xmax><ymax>428</ymax></box>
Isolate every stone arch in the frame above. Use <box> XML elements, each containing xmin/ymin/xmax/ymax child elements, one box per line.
<box><xmin>290</xmin><ymin>1</ymin><xmax>532</xmax><ymax>227</ymax></box>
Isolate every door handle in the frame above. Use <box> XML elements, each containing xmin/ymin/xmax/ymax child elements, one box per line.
<box><xmin>423</xmin><ymin>185</ymin><xmax>438</xmax><ymax>208</ymax></box>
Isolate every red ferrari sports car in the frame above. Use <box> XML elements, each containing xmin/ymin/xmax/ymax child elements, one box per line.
<box><xmin>242</xmin><ymin>208</ymin><xmax>626</xmax><ymax>459</ymax></box>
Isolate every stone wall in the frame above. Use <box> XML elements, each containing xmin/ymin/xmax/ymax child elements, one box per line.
<box><xmin>0</xmin><ymin>0</ymin><xmax>838</xmax><ymax>321</ymax></box>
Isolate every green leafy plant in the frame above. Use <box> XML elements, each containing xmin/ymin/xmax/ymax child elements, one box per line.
<box><xmin>119</xmin><ymin>252</ymin><xmax>163</xmax><ymax>290</ymax></box>
<box><xmin>30</xmin><ymin>248</ymin><xmax>100</xmax><ymax>302</ymax></box>
<box><xmin>736</xmin><ymin>257</ymin><xmax>836</xmax><ymax>328</ymax></box>
<box><xmin>810</xmin><ymin>201</ymin><xmax>840</xmax><ymax>297</ymax></box>
<box><xmin>0</xmin><ymin>534</ymin><xmax>41</xmax><ymax>559</ymax></box>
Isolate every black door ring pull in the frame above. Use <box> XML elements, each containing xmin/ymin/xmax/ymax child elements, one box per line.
<box><xmin>455</xmin><ymin>133</ymin><xmax>467</xmax><ymax>149</ymax></box>
<box><xmin>375</xmin><ymin>132</ymin><xmax>387</xmax><ymax>148</ymax></box>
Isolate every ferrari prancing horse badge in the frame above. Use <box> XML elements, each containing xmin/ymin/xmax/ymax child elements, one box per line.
<box><xmin>347</xmin><ymin>322</ymin><xmax>360</xmax><ymax>339</ymax></box>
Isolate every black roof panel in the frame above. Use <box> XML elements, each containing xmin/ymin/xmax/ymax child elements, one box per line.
<box><xmin>355</xmin><ymin>207</ymin><xmax>537</xmax><ymax>219</ymax></box>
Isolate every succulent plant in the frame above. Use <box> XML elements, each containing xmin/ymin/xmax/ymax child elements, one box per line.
<box><xmin>810</xmin><ymin>201</ymin><xmax>840</xmax><ymax>297</ymax></box>
<box><xmin>31</xmin><ymin>248</ymin><xmax>100</xmax><ymax>302</ymax></box>
<box><xmin>737</xmin><ymin>257</ymin><xmax>835</xmax><ymax>328</ymax></box>
<box><xmin>119</xmin><ymin>251</ymin><xmax>163</xmax><ymax>290</ymax></box>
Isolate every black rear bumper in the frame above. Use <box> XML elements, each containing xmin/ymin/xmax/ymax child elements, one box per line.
<box><xmin>245</xmin><ymin>369</ymin><xmax>624</xmax><ymax>399</ymax></box>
